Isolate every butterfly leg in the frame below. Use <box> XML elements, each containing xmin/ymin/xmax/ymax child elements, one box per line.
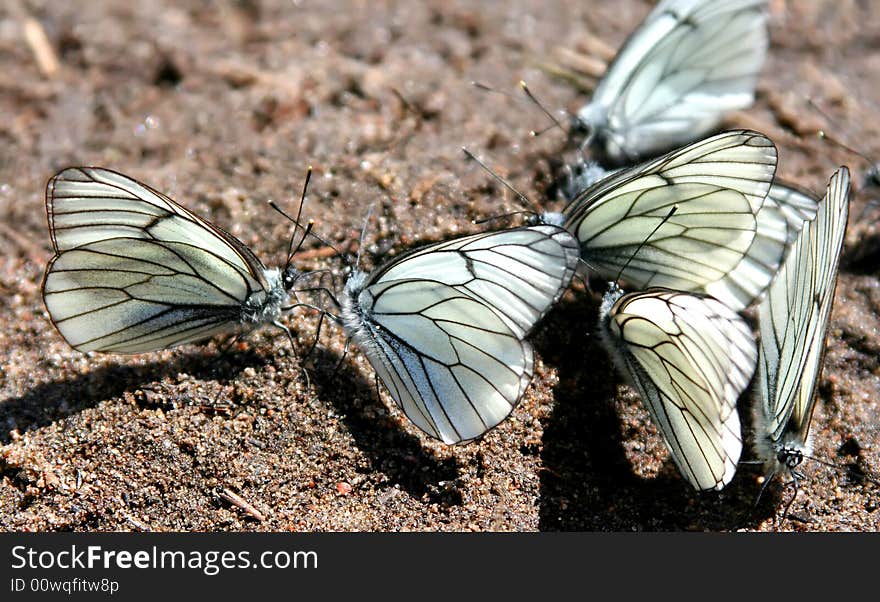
<box><xmin>273</xmin><ymin>320</ymin><xmax>297</xmax><ymax>350</ymax></box>
<box><xmin>330</xmin><ymin>337</ymin><xmax>351</xmax><ymax>378</ymax></box>
<box><xmin>295</xmin><ymin>284</ymin><xmax>342</xmax><ymax>312</ymax></box>
<box><xmin>751</xmin><ymin>471</ymin><xmax>776</xmax><ymax>516</ymax></box>
<box><xmin>218</xmin><ymin>333</ymin><xmax>243</xmax><ymax>354</ymax></box>
<box><xmin>298</xmin><ymin>363</ymin><xmax>313</xmax><ymax>396</ymax></box>
<box><xmin>780</xmin><ymin>473</ymin><xmax>802</xmax><ymax>522</ymax></box>
<box><xmin>301</xmin><ymin>310</ymin><xmax>326</xmax><ymax>361</ymax></box>
<box><xmin>279</xmin><ymin>303</ymin><xmax>341</xmax><ymax>360</ymax></box>
<box><xmin>373</xmin><ymin>372</ymin><xmax>382</xmax><ymax>403</ymax></box>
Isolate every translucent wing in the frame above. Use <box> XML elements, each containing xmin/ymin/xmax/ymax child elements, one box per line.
<box><xmin>562</xmin><ymin>129</ymin><xmax>780</xmax><ymax>310</ymax></box>
<box><xmin>370</xmin><ymin>225</ymin><xmax>580</xmax><ymax>338</ymax></box>
<box><xmin>755</xmin><ymin>168</ymin><xmax>851</xmax><ymax>476</ymax></box>
<box><xmin>599</xmin><ymin>285</ymin><xmax>758</xmax><ymax>491</ymax></box>
<box><xmin>46</xmin><ymin>167</ymin><xmax>269</xmax><ymax>283</ymax></box>
<box><xmin>765</xmin><ymin>181</ymin><xmax>820</xmax><ymax>243</ymax></box>
<box><xmin>578</xmin><ymin>0</ymin><xmax>769</xmax><ymax>163</ymax></box>
<box><xmin>42</xmin><ymin>167</ymin><xmax>282</xmax><ymax>353</ymax></box>
<box><xmin>342</xmin><ymin>225</ymin><xmax>579</xmax><ymax>443</ymax></box>
<box><xmin>561</xmin><ymin>169</ymin><xmax>819</xmax><ymax>240</ymax></box>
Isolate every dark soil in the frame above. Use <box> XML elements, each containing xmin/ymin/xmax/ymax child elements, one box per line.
<box><xmin>1</xmin><ymin>0</ymin><xmax>878</xmax><ymax>531</ymax></box>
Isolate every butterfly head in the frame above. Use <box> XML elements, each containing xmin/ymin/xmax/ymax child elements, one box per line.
<box><xmin>598</xmin><ymin>281</ymin><xmax>624</xmax><ymax>322</ymax></box>
<box><xmin>560</xmin><ymin>159</ymin><xmax>608</xmax><ymax>202</ymax></box>
<box><xmin>343</xmin><ymin>269</ymin><xmax>368</xmax><ymax>298</ymax></box>
<box><xmin>528</xmin><ymin>211</ymin><xmax>564</xmax><ymax>228</ymax></box>
<box><xmin>572</xmin><ymin>102</ymin><xmax>604</xmax><ymax>143</ymax></box>
<box><xmin>778</xmin><ymin>447</ymin><xmax>805</xmax><ymax>471</ymax></box>
<box><xmin>756</xmin><ymin>427</ymin><xmax>813</xmax><ymax>481</ymax></box>
<box><xmin>281</xmin><ymin>265</ymin><xmax>302</xmax><ymax>291</ymax></box>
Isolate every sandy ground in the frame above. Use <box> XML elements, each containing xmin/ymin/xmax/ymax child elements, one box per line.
<box><xmin>1</xmin><ymin>0</ymin><xmax>878</xmax><ymax>532</ymax></box>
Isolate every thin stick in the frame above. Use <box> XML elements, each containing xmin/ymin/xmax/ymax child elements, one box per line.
<box><xmin>16</xmin><ymin>3</ymin><xmax>60</xmax><ymax>79</ymax></box>
<box><xmin>218</xmin><ymin>487</ymin><xmax>266</xmax><ymax>522</ymax></box>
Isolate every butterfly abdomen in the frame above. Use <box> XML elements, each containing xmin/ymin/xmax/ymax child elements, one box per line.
<box><xmin>340</xmin><ymin>270</ymin><xmax>374</xmax><ymax>345</ymax></box>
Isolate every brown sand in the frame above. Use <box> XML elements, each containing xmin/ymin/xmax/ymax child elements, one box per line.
<box><xmin>1</xmin><ymin>0</ymin><xmax>878</xmax><ymax>532</ymax></box>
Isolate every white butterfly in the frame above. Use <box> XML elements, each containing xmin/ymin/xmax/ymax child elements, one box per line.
<box><xmin>542</xmin><ymin>129</ymin><xmax>788</xmax><ymax>310</ymax></box>
<box><xmin>340</xmin><ymin>224</ymin><xmax>580</xmax><ymax>444</ymax></box>
<box><xmin>599</xmin><ymin>283</ymin><xmax>758</xmax><ymax>491</ymax></box>
<box><xmin>575</xmin><ymin>0</ymin><xmax>769</xmax><ymax>164</ymax></box>
<box><xmin>42</xmin><ymin>167</ymin><xmax>306</xmax><ymax>354</ymax></box>
<box><xmin>754</xmin><ymin>167</ymin><xmax>851</xmax><ymax>481</ymax></box>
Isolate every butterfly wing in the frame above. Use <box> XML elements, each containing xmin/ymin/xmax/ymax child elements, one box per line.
<box><xmin>561</xmin><ymin>170</ymin><xmax>819</xmax><ymax>243</ymax></box>
<box><xmin>371</xmin><ymin>225</ymin><xmax>580</xmax><ymax>338</ymax></box>
<box><xmin>343</xmin><ymin>225</ymin><xmax>579</xmax><ymax>443</ymax></box>
<box><xmin>579</xmin><ymin>0</ymin><xmax>769</xmax><ymax>163</ymax></box>
<box><xmin>600</xmin><ymin>285</ymin><xmax>757</xmax><ymax>491</ymax></box>
<box><xmin>755</xmin><ymin>168</ymin><xmax>850</xmax><ymax>472</ymax></box>
<box><xmin>42</xmin><ymin>167</ymin><xmax>275</xmax><ymax>353</ymax></box>
<box><xmin>563</xmin><ymin>129</ymin><xmax>780</xmax><ymax>310</ymax></box>
<box><xmin>765</xmin><ymin>181</ymin><xmax>820</xmax><ymax>242</ymax></box>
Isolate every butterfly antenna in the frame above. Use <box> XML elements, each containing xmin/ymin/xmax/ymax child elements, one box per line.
<box><xmin>807</xmin><ymin>98</ymin><xmax>879</xmax><ymax>181</ymax></box>
<box><xmin>288</xmin><ymin>220</ymin><xmax>314</xmax><ymax>268</ymax></box>
<box><xmin>289</xmin><ymin>165</ymin><xmax>312</xmax><ymax>261</ymax></box>
<box><xmin>270</xmin><ymin>199</ymin><xmax>347</xmax><ymax>270</ymax></box>
<box><xmin>816</xmin><ymin>130</ymin><xmax>875</xmax><ymax>166</ymax></box>
<box><xmin>268</xmin><ymin>170</ymin><xmax>350</xmax><ymax>270</ymax></box>
<box><xmin>802</xmin><ymin>453</ymin><xmax>880</xmax><ymax>487</ymax></box>
<box><xmin>471</xmin><ymin>81</ymin><xmax>523</xmax><ymax>103</ymax></box>
<box><xmin>268</xmin><ymin>166</ymin><xmax>312</xmax><ymax>270</ymax></box>
<box><xmin>461</xmin><ymin>147</ymin><xmax>543</xmax><ymax>215</ymax></box>
<box><xmin>472</xmin><ymin>209</ymin><xmax>536</xmax><ymax>225</ymax></box>
<box><xmin>355</xmin><ymin>204</ymin><xmax>375</xmax><ymax>271</ymax></box>
<box><xmin>472</xmin><ymin>80</ymin><xmax>570</xmax><ymax>139</ymax></box>
<box><xmin>614</xmin><ymin>205</ymin><xmax>678</xmax><ymax>283</ymax></box>
<box><xmin>519</xmin><ymin>80</ymin><xmax>566</xmax><ymax>137</ymax></box>
<box><xmin>268</xmin><ymin>199</ymin><xmax>307</xmax><ymax>254</ymax></box>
